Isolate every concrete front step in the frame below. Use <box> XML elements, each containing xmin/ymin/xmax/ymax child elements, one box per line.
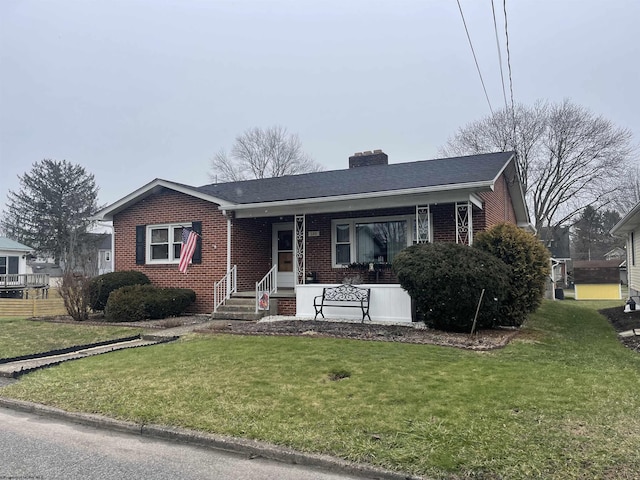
<box><xmin>211</xmin><ymin>310</ymin><xmax>264</xmax><ymax>321</ymax></box>
<box><xmin>211</xmin><ymin>296</ymin><xmax>265</xmax><ymax>321</ymax></box>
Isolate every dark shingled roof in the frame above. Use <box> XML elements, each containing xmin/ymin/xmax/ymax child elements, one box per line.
<box><xmin>197</xmin><ymin>151</ymin><xmax>515</xmax><ymax>204</ymax></box>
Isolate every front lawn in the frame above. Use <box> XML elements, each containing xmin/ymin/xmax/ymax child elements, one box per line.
<box><xmin>0</xmin><ymin>317</ymin><xmax>142</xmax><ymax>359</ymax></box>
<box><xmin>2</xmin><ymin>300</ymin><xmax>640</xmax><ymax>479</ymax></box>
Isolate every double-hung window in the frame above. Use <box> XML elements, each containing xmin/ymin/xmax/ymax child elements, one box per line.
<box><xmin>332</xmin><ymin>216</ymin><xmax>414</xmax><ymax>267</ymax></box>
<box><xmin>147</xmin><ymin>224</ymin><xmax>189</xmax><ymax>264</ymax></box>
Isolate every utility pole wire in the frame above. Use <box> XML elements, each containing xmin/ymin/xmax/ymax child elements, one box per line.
<box><xmin>491</xmin><ymin>0</ymin><xmax>509</xmax><ymax>111</ymax></box>
<box><xmin>502</xmin><ymin>0</ymin><xmax>517</xmax><ymax>150</ymax></box>
<box><xmin>456</xmin><ymin>0</ymin><xmax>494</xmax><ymax>114</ymax></box>
<box><xmin>503</xmin><ymin>0</ymin><xmax>515</xmax><ymax>112</ymax></box>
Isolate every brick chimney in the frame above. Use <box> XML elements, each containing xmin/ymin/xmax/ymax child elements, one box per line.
<box><xmin>348</xmin><ymin>149</ymin><xmax>388</xmax><ymax>168</ymax></box>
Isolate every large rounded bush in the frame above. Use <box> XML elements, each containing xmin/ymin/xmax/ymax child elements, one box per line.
<box><xmin>88</xmin><ymin>270</ymin><xmax>151</xmax><ymax>311</ymax></box>
<box><xmin>474</xmin><ymin>223</ymin><xmax>551</xmax><ymax>326</ymax></box>
<box><xmin>393</xmin><ymin>242</ymin><xmax>511</xmax><ymax>332</ymax></box>
<box><xmin>104</xmin><ymin>284</ymin><xmax>196</xmax><ymax>322</ymax></box>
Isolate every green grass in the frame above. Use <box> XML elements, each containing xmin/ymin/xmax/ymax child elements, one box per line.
<box><xmin>3</xmin><ymin>300</ymin><xmax>640</xmax><ymax>479</ymax></box>
<box><xmin>0</xmin><ymin>317</ymin><xmax>142</xmax><ymax>359</ymax></box>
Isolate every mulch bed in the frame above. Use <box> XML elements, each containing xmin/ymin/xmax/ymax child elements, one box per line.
<box><xmin>30</xmin><ymin>314</ymin><xmax>518</xmax><ymax>350</ymax></box>
<box><xmin>28</xmin><ymin>306</ymin><xmax>640</xmax><ymax>353</ymax></box>
<box><xmin>599</xmin><ymin>306</ymin><xmax>640</xmax><ymax>352</ymax></box>
<box><xmin>198</xmin><ymin>320</ymin><xmax>519</xmax><ymax>351</ymax></box>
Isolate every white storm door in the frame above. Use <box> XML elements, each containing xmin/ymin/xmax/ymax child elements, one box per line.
<box><xmin>273</xmin><ymin>223</ymin><xmax>294</xmax><ymax>288</ymax></box>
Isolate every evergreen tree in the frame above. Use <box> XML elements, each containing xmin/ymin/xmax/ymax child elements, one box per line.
<box><xmin>572</xmin><ymin>206</ymin><xmax>623</xmax><ymax>260</ymax></box>
<box><xmin>1</xmin><ymin>159</ymin><xmax>100</xmax><ymax>266</ymax></box>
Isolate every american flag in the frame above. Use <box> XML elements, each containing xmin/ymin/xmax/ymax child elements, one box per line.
<box><xmin>178</xmin><ymin>228</ymin><xmax>198</xmax><ymax>273</ymax></box>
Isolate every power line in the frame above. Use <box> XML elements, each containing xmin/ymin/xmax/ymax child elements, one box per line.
<box><xmin>503</xmin><ymin>0</ymin><xmax>515</xmax><ymax>112</ymax></box>
<box><xmin>491</xmin><ymin>0</ymin><xmax>509</xmax><ymax>111</ymax></box>
<box><xmin>456</xmin><ymin>0</ymin><xmax>494</xmax><ymax>114</ymax></box>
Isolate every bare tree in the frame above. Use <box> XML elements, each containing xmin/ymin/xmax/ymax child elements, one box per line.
<box><xmin>441</xmin><ymin>99</ymin><xmax>635</xmax><ymax>231</ymax></box>
<box><xmin>209</xmin><ymin>126</ymin><xmax>322</xmax><ymax>182</ymax></box>
<box><xmin>615</xmin><ymin>164</ymin><xmax>640</xmax><ymax>214</ymax></box>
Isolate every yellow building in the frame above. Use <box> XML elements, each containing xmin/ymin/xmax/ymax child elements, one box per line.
<box><xmin>573</xmin><ymin>260</ymin><xmax>622</xmax><ymax>300</ymax></box>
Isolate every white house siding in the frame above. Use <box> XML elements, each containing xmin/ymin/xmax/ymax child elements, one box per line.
<box><xmin>628</xmin><ymin>231</ymin><xmax>640</xmax><ymax>297</ymax></box>
<box><xmin>0</xmin><ymin>249</ymin><xmax>29</xmax><ymax>275</ymax></box>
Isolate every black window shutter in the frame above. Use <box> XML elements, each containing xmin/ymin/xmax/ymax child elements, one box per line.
<box><xmin>135</xmin><ymin>225</ymin><xmax>146</xmax><ymax>265</ymax></box>
<box><xmin>192</xmin><ymin>221</ymin><xmax>202</xmax><ymax>264</ymax></box>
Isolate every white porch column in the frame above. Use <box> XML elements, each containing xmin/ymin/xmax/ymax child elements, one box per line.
<box><xmin>415</xmin><ymin>205</ymin><xmax>430</xmax><ymax>243</ymax></box>
<box><xmin>226</xmin><ymin>215</ymin><xmax>232</xmax><ymax>272</ymax></box>
<box><xmin>456</xmin><ymin>202</ymin><xmax>473</xmax><ymax>245</ymax></box>
<box><xmin>295</xmin><ymin>214</ymin><xmax>305</xmax><ymax>285</ymax></box>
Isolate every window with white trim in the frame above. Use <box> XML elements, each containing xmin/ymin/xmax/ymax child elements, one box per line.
<box><xmin>331</xmin><ymin>215</ymin><xmax>415</xmax><ymax>266</ymax></box>
<box><xmin>147</xmin><ymin>223</ymin><xmax>190</xmax><ymax>264</ymax></box>
<box><xmin>0</xmin><ymin>256</ymin><xmax>19</xmax><ymax>275</ymax></box>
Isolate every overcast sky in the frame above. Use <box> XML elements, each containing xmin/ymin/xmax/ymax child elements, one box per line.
<box><xmin>1</xmin><ymin>0</ymin><xmax>639</xmax><ymax>214</ymax></box>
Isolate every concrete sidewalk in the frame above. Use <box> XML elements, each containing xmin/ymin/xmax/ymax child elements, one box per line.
<box><xmin>0</xmin><ymin>319</ymin><xmax>242</xmax><ymax>379</ymax></box>
<box><xmin>0</xmin><ymin>337</ymin><xmax>165</xmax><ymax>378</ymax></box>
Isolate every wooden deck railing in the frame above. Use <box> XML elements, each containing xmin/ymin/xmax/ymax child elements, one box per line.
<box><xmin>0</xmin><ymin>274</ymin><xmax>50</xmax><ymax>289</ymax></box>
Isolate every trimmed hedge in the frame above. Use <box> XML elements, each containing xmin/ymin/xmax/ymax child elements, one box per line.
<box><xmin>88</xmin><ymin>270</ymin><xmax>151</xmax><ymax>311</ymax></box>
<box><xmin>474</xmin><ymin>223</ymin><xmax>551</xmax><ymax>326</ymax></box>
<box><xmin>104</xmin><ymin>284</ymin><xmax>196</xmax><ymax>322</ymax></box>
<box><xmin>393</xmin><ymin>242</ymin><xmax>511</xmax><ymax>332</ymax></box>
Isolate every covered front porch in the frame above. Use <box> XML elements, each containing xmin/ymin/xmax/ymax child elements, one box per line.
<box><xmin>214</xmin><ymin>198</ymin><xmax>479</xmax><ymax>322</ymax></box>
<box><xmin>217</xmin><ymin>284</ymin><xmax>413</xmax><ymax>324</ymax></box>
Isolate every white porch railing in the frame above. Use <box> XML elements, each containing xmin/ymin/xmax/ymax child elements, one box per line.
<box><xmin>256</xmin><ymin>265</ymin><xmax>278</xmax><ymax>313</ymax></box>
<box><xmin>0</xmin><ymin>274</ymin><xmax>50</xmax><ymax>289</ymax></box>
<box><xmin>213</xmin><ymin>265</ymin><xmax>237</xmax><ymax>313</ymax></box>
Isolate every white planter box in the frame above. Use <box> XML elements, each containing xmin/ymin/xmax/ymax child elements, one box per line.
<box><xmin>295</xmin><ymin>283</ymin><xmax>412</xmax><ymax>323</ymax></box>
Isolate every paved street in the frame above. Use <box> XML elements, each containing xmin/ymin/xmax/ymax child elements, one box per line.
<box><xmin>0</xmin><ymin>407</ymin><xmax>362</xmax><ymax>480</ymax></box>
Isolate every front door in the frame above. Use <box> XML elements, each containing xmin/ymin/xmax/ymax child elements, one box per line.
<box><xmin>273</xmin><ymin>223</ymin><xmax>294</xmax><ymax>288</ymax></box>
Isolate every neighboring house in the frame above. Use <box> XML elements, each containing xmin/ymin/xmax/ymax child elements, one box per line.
<box><xmin>93</xmin><ymin>150</ymin><xmax>531</xmax><ymax>318</ymax></box>
<box><xmin>604</xmin><ymin>246</ymin><xmax>627</xmax><ymax>284</ymax></box>
<box><xmin>97</xmin><ymin>233</ymin><xmax>113</xmax><ymax>275</ymax></box>
<box><xmin>0</xmin><ymin>237</ymin><xmax>33</xmax><ymax>277</ymax></box>
<box><xmin>604</xmin><ymin>246</ymin><xmax>626</xmax><ymax>261</ymax></box>
<box><xmin>611</xmin><ymin>204</ymin><xmax>640</xmax><ymax>299</ymax></box>
<box><xmin>0</xmin><ymin>237</ymin><xmax>46</xmax><ymax>297</ymax></box>
<box><xmin>539</xmin><ymin>226</ymin><xmax>571</xmax><ymax>290</ymax></box>
<box><xmin>28</xmin><ymin>262</ymin><xmax>64</xmax><ymax>288</ymax></box>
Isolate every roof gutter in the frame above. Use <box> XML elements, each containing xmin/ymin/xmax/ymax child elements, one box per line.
<box><xmin>220</xmin><ymin>180</ymin><xmax>495</xmax><ymax>213</ymax></box>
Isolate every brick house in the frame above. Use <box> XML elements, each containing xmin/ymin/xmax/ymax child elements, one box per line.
<box><xmin>94</xmin><ymin>150</ymin><xmax>531</xmax><ymax>318</ymax></box>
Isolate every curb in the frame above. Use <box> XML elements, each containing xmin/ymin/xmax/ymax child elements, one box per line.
<box><xmin>0</xmin><ymin>397</ymin><xmax>423</xmax><ymax>480</ymax></box>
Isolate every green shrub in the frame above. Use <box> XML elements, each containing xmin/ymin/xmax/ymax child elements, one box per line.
<box><xmin>392</xmin><ymin>243</ymin><xmax>510</xmax><ymax>332</ymax></box>
<box><xmin>104</xmin><ymin>284</ymin><xmax>196</xmax><ymax>322</ymax></box>
<box><xmin>474</xmin><ymin>223</ymin><xmax>551</xmax><ymax>326</ymax></box>
<box><xmin>88</xmin><ymin>270</ymin><xmax>151</xmax><ymax>311</ymax></box>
